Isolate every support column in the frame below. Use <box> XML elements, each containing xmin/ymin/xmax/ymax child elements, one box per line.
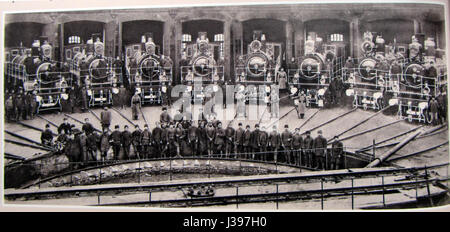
<box><xmin>223</xmin><ymin>20</ymin><xmax>231</xmax><ymax>82</ymax></box>
<box><xmin>414</xmin><ymin>18</ymin><xmax>422</xmax><ymax>34</ymax></box>
<box><xmin>352</xmin><ymin>17</ymin><xmax>362</xmax><ymax>59</ymax></box>
<box><xmin>118</xmin><ymin>20</ymin><xmax>122</xmax><ymax>59</ymax></box>
<box><xmin>286</xmin><ymin>21</ymin><xmax>294</xmax><ymax>63</ymax></box>
<box><xmin>174</xmin><ymin>19</ymin><xmax>182</xmax><ymax>85</ymax></box>
<box><xmin>293</xmin><ymin>20</ymin><xmax>304</xmax><ymax>58</ymax></box>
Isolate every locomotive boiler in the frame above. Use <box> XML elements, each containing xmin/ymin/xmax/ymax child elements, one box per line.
<box><xmin>125</xmin><ymin>33</ymin><xmax>173</xmax><ymax>105</ymax></box>
<box><xmin>65</xmin><ymin>34</ymin><xmax>120</xmax><ymax>107</ymax></box>
<box><xmin>5</xmin><ymin>37</ymin><xmax>70</xmax><ymax>113</ymax></box>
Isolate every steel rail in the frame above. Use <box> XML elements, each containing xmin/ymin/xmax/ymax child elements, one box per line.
<box><xmin>6</xmin><ymin>163</ymin><xmax>449</xmax><ymax>200</ymax></box>
<box><xmin>298</xmin><ymin>109</ymin><xmax>321</xmax><ymax>131</ymax></box>
<box><xmin>356</xmin><ymin>125</ymin><xmax>425</xmax><ymax>152</ymax></box>
<box><xmin>302</xmin><ymin>108</ymin><xmax>357</xmax><ymax>134</ymax></box>
<box><xmin>64</xmin><ymin>113</ymin><xmax>102</xmax><ymax>132</ymax></box>
<box><xmin>5</xmin><ymin>139</ymin><xmax>54</xmax><ymax>152</ymax></box>
<box><xmin>267</xmin><ymin>107</ymin><xmax>296</xmax><ymax>128</ymax></box>
<box><xmin>16</xmin><ymin>121</ymin><xmax>58</xmax><ymax>136</ymax></box>
<box><xmin>140</xmin><ymin>107</ymin><xmax>148</xmax><ymax>125</ymax></box>
<box><xmin>88</xmin><ymin>109</ymin><xmax>102</xmax><ymax>122</ymax></box>
<box><xmin>111</xmin><ymin>107</ymin><xmax>137</xmax><ymax>127</ymax></box>
<box><xmin>329</xmin><ymin>119</ymin><xmax>403</xmax><ymax>143</ymax></box>
<box><xmin>5</xmin><ymin>130</ymin><xmax>54</xmax><ymax>150</ymax></box>
<box><xmin>36</xmin><ymin>115</ymin><xmax>59</xmax><ymax>128</ymax></box>
<box><xmin>386</xmin><ymin>141</ymin><xmax>449</xmax><ymax>162</ymax></box>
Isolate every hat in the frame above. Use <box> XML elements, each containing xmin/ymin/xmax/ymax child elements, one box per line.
<box><xmin>144</xmin><ymin>124</ymin><xmax>149</xmax><ymax>127</ymax></box>
<box><xmin>318</xmin><ymin>130</ymin><xmax>323</xmax><ymax>134</ymax></box>
<box><xmin>284</xmin><ymin>124</ymin><xmax>289</xmax><ymax>128</ymax></box>
<box><xmin>103</xmin><ymin>106</ymin><xmax>108</xmax><ymax>110</ymax></box>
<box><xmin>162</xmin><ymin>107</ymin><xmax>167</xmax><ymax>111</ymax></box>
<box><xmin>238</xmin><ymin>122</ymin><xmax>243</xmax><ymax>126</ymax></box>
<box><xmin>115</xmin><ymin>125</ymin><xmax>120</xmax><ymax>129</ymax></box>
<box><xmin>255</xmin><ymin>124</ymin><xmax>259</xmax><ymax>128</ymax></box>
<box><xmin>306</xmin><ymin>130</ymin><xmax>311</xmax><ymax>135</ymax></box>
<box><xmin>333</xmin><ymin>135</ymin><xmax>339</xmax><ymax>139</ymax></box>
<box><xmin>72</xmin><ymin>128</ymin><xmax>81</xmax><ymax>135</ymax></box>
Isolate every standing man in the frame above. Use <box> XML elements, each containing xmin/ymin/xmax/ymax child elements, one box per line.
<box><xmin>87</xmin><ymin>130</ymin><xmax>100</xmax><ymax>164</ymax></box>
<box><xmin>206</xmin><ymin>122</ymin><xmax>216</xmax><ymax>157</ymax></box>
<box><xmin>160</xmin><ymin>107</ymin><xmax>172</xmax><ymax>124</ymax></box>
<box><xmin>314</xmin><ymin>130</ymin><xmax>328</xmax><ymax>170</ymax></box>
<box><xmin>68</xmin><ymin>86</ymin><xmax>77</xmax><ymax>113</ymax></box>
<box><xmin>303</xmin><ymin>131</ymin><xmax>314</xmax><ymax>168</ymax></box>
<box><xmin>243</xmin><ymin>125</ymin><xmax>252</xmax><ymax>159</ymax></box>
<box><xmin>141</xmin><ymin>124</ymin><xmax>152</xmax><ymax>159</ymax></box>
<box><xmin>167</xmin><ymin>123</ymin><xmax>178</xmax><ymax>157</ymax></box>
<box><xmin>291</xmin><ymin>128</ymin><xmax>303</xmax><ymax>166</ymax></box>
<box><xmin>234</xmin><ymin>123</ymin><xmax>245</xmax><ymax>157</ymax></box>
<box><xmin>79</xmin><ymin>130</ymin><xmax>88</xmax><ymax>166</ymax></box>
<box><xmin>437</xmin><ymin>91</ymin><xmax>447</xmax><ymax>124</ymax></box>
<box><xmin>121</xmin><ymin>125</ymin><xmax>132</xmax><ymax>160</ymax></box>
<box><xmin>224</xmin><ymin>123</ymin><xmax>235</xmax><ymax>157</ymax></box>
<box><xmin>132</xmin><ymin>125</ymin><xmax>142</xmax><ymax>159</ymax></box>
<box><xmin>331</xmin><ymin>135</ymin><xmax>344</xmax><ymax>170</ymax></box>
<box><xmin>281</xmin><ymin>125</ymin><xmax>293</xmax><ymax>164</ymax></box>
<box><xmin>58</xmin><ymin>117</ymin><xmax>72</xmax><ymax>135</ymax></box>
<box><xmin>41</xmin><ymin>124</ymin><xmax>54</xmax><ymax>147</ymax></box>
<box><xmin>99</xmin><ymin>128</ymin><xmax>111</xmax><ymax>163</ymax></box>
<box><xmin>110</xmin><ymin>125</ymin><xmax>122</xmax><ymax>160</ymax></box>
<box><xmin>100</xmin><ymin>106</ymin><xmax>112</xmax><ymax>131</ymax></box>
<box><xmin>160</xmin><ymin>123</ymin><xmax>169</xmax><ymax>157</ymax></box>
<box><xmin>250</xmin><ymin>124</ymin><xmax>261</xmax><ymax>160</ymax></box>
<box><xmin>82</xmin><ymin>118</ymin><xmax>95</xmax><ymax>135</ymax></box>
<box><xmin>14</xmin><ymin>88</ymin><xmax>25</xmax><ymax>121</ymax></box>
<box><xmin>152</xmin><ymin>122</ymin><xmax>163</xmax><ymax>156</ymax></box>
<box><xmin>268</xmin><ymin>126</ymin><xmax>281</xmax><ymax>162</ymax></box>
<box><xmin>80</xmin><ymin>86</ymin><xmax>88</xmax><ymax>112</ymax></box>
<box><xmin>258</xmin><ymin>126</ymin><xmax>269</xmax><ymax>161</ymax></box>
<box><xmin>131</xmin><ymin>91</ymin><xmax>141</xmax><ymax>120</ymax></box>
<box><xmin>119</xmin><ymin>84</ymin><xmax>128</xmax><ymax>109</ymax></box>
<box><xmin>214</xmin><ymin>122</ymin><xmax>226</xmax><ymax>157</ymax></box>
<box><xmin>5</xmin><ymin>95</ymin><xmax>15</xmax><ymax>122</ymax></box>
<box><xmin>188</xmin><ymin>122</ymin><xmax>199</xmax><ymax>156</ymax></box>
<box><xmin>429</xmin><ymin>97</ymin><xmax>440</xmax><ymax>125</ymax></box>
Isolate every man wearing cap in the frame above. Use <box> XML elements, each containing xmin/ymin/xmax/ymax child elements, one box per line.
<box><xmin>281</xmin><ymin>125</ymin><xmax>293</xmax><ymax>163</ymax></box>
<box><xmin>303</xmin><ymin>131</ymin><xmax>314</xmax><ymax>168</ymax></box>
<box><xmin>167</xmin><ymin>123</ymin><xmax>178</xmax><ymax>157</ymax></box>
<box><xmin>78</xmin><ymin>130</ymin><xmax>88</xmax><ymax>166</ymax></box>
<box><xmin>82</xmin><ymin>118</ymin><xmax>94</xmax><ymax>135</ymax></box>
<box><xmin>175</xmin><ymin>123</ymin><xmax>186</xmax><ymax>157</ymax></box>
<box><xmin>160</xmin><ymin>107</ymin><xmax>172</xmax><ymax>124</ymax></box>
<box><xmin>14</xmin><ymin>88</ymin><xmax>25</xmax><ymax>121</ymax></box>
<box><xmin>429</xmin><ymin>97</ymin><xmax>440</xmax><ymax>125</ymax></box>
<box><xmin>243</xmin><ymin>125</ymin><xmax>252</xmax><ymax>159</ymax></box>
<box><xmin>131</xmin><ymin>91</ymin><xmax>141</xmax><ymax>120</ymax></box>
<box><xmin>331</xmin><ymin>136</ymin><xmax>344</xmax><ymax>170</ymax></box>
<box><xmin>197</xmin><ymin>121</ymin><xmax>208</xmax><ymax>156</ymax></box>
<box><xmin>250</xmin><ymin>124</ymin><xmax>261</xmax><ymax>160</ymax></box>
<box><xmin>234</xmin><ymin>123</ymin><xmax>245</xmax><ymax>157</ymax></box>
<box><xmin>68</xmin><ymin>86</ymin><xmax>77</xmax><ymax>113</ymax></box>
<box><xmin>258</xmin><ymin>126</ymin><xmax>269</xmax><ymax>161</ymax></box>
<box><xmin>56</xmin><ymin>128</ymin><xmax>69</xmax><ymax>154</ymax></box>
<box><xmin>152</xmin><ymin>122</ymin><xmax>163</xmax><ymax>156</ymax></box>
<box><xmin>291</xmin><ymin>128</ymin><xmax>303</xmax><ymax>166</ymax></box>
<box><xmin>5</xmin><ymin>95</ymin><xmax>15</xmax><ymax>122</ymax></box>
<box><xmin>132</xmin><ymin>125</ymin><xmax>142</xmax><ymax>159</ymax></box>
<box><xmin>41</xmin><ymin>124</ymin><xmax>54</xmax><ymax>147</ymax></box>
<box><xmin>110</xmin><ymin>125</ymin><xmax>122</xmax><ymax>160</ymax></box>
<box><xmin>100</xmin><ymin>107</ymin><xmax>112</xmax><ymax>131</ymax></box>
<box><xmin>80</xmin><ymin>86</ymin><xmax>88</xmax><ymax>112</ymax></box>
<box><xmin>141</xmin><ymin>124</ymin><xmax>152</xmax><ymax>158</ymax></box>
<box><xmin>214</xmin><ymin>122</ymin><xmax>226</xmax><ymax>157</ymax></box>
<box><xmin>160</xmin><ymin>123</ymin><xmax>169</xmax><ymax>157</ymax></box>
<box><xmin>58</xmin><ymin>118</ymin><xmax>72</xmax><ymax>135</ymax></box>
<box><xmin>119</xmin><ymin>84</ymin><xmax>128</xmax><ymax>110</ymax></box>
<box><xmin>87</xmin><ymin>130</ymin><xmax>100</xmax><ymax>163</ymax></box>
<box><xmin>206</xmin><ymin>123</ymin><xmax>216</xmax><ymax>156</ymax></box>
<box><xmin>314</xmin><ymin>130</ymin><xmax>328</xmax><ymax>170</ymax></box>
<box><xmin>188</xmin><ymin>122</ymin><xmax>199</xmax><ymax>156</ymax></box>
<box><xmin>224</xmin><ymin>123</ymin><xmax>235</xmax><ymax>157</ymax></box>
<box><xmin>268</xmin><ymin>126</ymin><xmax>281</xmax><ymax>162</ymax></box>
<box><xmin>100</xmin><ymin>128</ymin><xmax>111</xmax><ymax>163</ymax></box>
<box><xmin>122</xmin><ymin>125</ymin><xmax>132</xmax><ymax>160</ymax></box>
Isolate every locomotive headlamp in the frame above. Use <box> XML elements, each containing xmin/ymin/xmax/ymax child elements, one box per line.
<box><xmin>373</xmin><ymin>92</ymin><xmax>383</xmax><ymax>99</ymax></box>
<box><xmin>136</xmin><ymin>88</ymin><xmax>141</xmax><ymax>94</ymax></box>
<box><xmin>187</xmin><ymin>86</ymin><xmax>193</xmax><ymax>92</ymax></box>
<box><xmin>36</xmin><ymin>95</ymin><xmax>42</xmax><ymax>102</ymax></box>
<box><xmin>265</xmin><ymin>85</ymin><xmax>271</xmax><ymax>93</ymax></box>
<box><xmin>388</xmin><ymin>98</ymin><xmax>399</xmax><ymax>106</ymax></box>
<box><xmin>318</xmin><ymin>88</ymin><xmax>325</xmax><ymax>96</ymax></box>
<box><xmin>87</xmin><ymin>90</ymin><xmax>92</xmax><ymax>96</ymax></box>
<box><xmin>162</xmin><ymin>86</ymin><xmax>167</xmax><ymax>93</ymax></box>
<box><xmin>213</xmin><ymin>85</ymin><xmax>219</xmax><ymax>92</ymax></box>
<box><xmin>418</xmin><ymin>102</ymin><xmax>428</xmax><ymax>110</ymax></box>
<box><xmin>112</xmin><ymin>88</ymin><xmax>119</xmax><ymax>94</ymax></box>
<box><xmin>290</xmin><ymin>87</ymin><xmax>298</xmax><ymax>95</ymax></box>
<box><xmin>61</xmin><ymin>93</ymin><xmax>69</xmax><ymax>100</ymax></box>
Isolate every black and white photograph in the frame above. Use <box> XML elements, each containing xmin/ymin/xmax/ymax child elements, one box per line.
<box><xmin>1</xmin><ymin>0</ymin><xmax>449</xmax><ymax>212</ymax></box>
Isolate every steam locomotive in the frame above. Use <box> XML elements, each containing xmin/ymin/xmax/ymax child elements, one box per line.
<box><xmin>125</xmin><ymin>33</ymin><xmax>173</xmax><ymax>105</ymax></box>
<box><xmin>65</xmin><ymin>33</ymin><xmax>120</xmax><ymax>107</ymax></box>
<box><xmin>288</xmin><ymin>32</ymin><xmax>346</xmax><ymax>107</ymax></box>
<box><xmin>5</xmin><ymin>36</ymin><xmax>70</xmax><ymax>113</ymax></box>
<box><xmin>345</xmin><ymin>31</ymin><xmax>447</xmax><ymax>123</ymax></box>
<box><xmin>180</xmin><ymin>32</ymin><xmax>225</xmax><ymax>104</ymax></box>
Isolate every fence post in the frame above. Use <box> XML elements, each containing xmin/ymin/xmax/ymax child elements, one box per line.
<box><xmin>236</xmin><ymin>186</ymin><xmax>239</xmax><ymax>209</ymax></box>
<box><xmin>169</xmin><ymin>158</ymin><xmax>172</xmax><ymax>181</ymax></box>
<box><xmin>351</xmin><ymin>178</ymin><xmax>354</xmax><ymax>210</ymax></box>
<box><xmin>149</xmin><ymin>192</ymin><xmax>152</xmax><ymax>202</ymax></box>
<box><xmin>372</xmin><ymin>139</ymin><xmax>376</xmax><ymax>159</ymax></box>
<box><xmin>321</xmin><ymin>179</ymin><xmax>324</xmax><ymax>210</ymax></box>
<box><xmin>97</xmin><ymin>191</ymin><xmax>100</xmax><ymax>205</ymax></box>
<box><xmin>276</xmin><ymin>184</ymin><xmax>279</xmax><ymax>210</ymax></box>
<box><xmin>382</xmin><ymin>176</ymin><xmax>385</xmax><ymax>208</ymax></box>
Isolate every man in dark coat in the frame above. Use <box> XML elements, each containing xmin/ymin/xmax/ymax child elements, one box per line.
<box><xmin>243</xmin><ymin>125</ymin><xmax>252</xmax><ymax>159</ymax></box>
<box><xmin>188</xmin><ymin>122</ymin><xmax>199</xmax><ymax>156</ymax></box>
<box><xmin>87</xmin><ymin>131</ymin><xmax>100</xmax><ymax>163</ymax></box>
<box><xmin>250</xmin><ymin>124</ymin><xmax>261</xmax><ymax>160</ymax></box>
<box><xmin>131</xmin><ymin>91</ymin><xmax>141</xmax><ymax>120</ymax></box>
<box><xmin>110</xmin><ymin>125</ymin><xmax>122</xmax><ymax>160</ymax></box>
<box><xmin>436</xmin><ymin>91</ymin><xmax>447</xmax><ymax>124</ymax></box>
<box><xmin>167</xmin><ymin>123</ymin><xmax>178</xmax><ymax>157</ymax></box>
<box><xmin>58</xmin><ymin>118</ymin><xmax>72</xmax><ymax>135</ymax></box>
<box><xmin>5</xmin><ymin>95</ymin><xmax>15</xmax><ymax>122</ymax></box>
<box><xmin>314</xmin><ymin>130</ymin><xmax>328</xmax><ymax>170</ymax></box>
<box><xmin>331</xmin><ymin>135</ymin><xmax>344</xmax><ymax>170</ymax></box>
<box><xmin>160</xmin><ymin>107</ymin><xmax>172</xmax><ymax>124</ymax></box>
<box><xmin>303</xmin><ymin>131</ymin><xmax>314</xmax><ymax>168</ymax></box>
<box><xmin>14</xmin><ymin>88</ymin><xmax>25</xmax><ymax>121</ymax></box>
<box><xmin>291</xmin><ymin>128</ymin><xmax>303</xmax><ymax>166</ymax></box>
<box><xmin>160</xmin><ymin>123</ymin><xmax>169</xmax><ymax>157</ymax></box>
<box><xmin>132</xmin><ymin>125</ymin><xmax>142</xmax><ymax>159</ymax></box>
<box><xmin>100</xmin><ymin>107</ymin><xmax>112</xmax><ymax>131</ymax></box>
<box><xmin>258</xmin><ymin>126</ymin><xmax>269</xmax><ymax>161</ymax></box>
<box><xmin>80</xmin><ymin>86</ymin><xmax>88</xmax><ymax>112</ymax></box>
<box><xmin>65</xmin><ymin>132</ymin><xmax>81</xmax><ymax>170</ymax></box>
<box><xmin>234</xmin><ymin>123</ymin><xmax>245</xmax><ymax>157</ymax></box>
<box><xmin>121</xmin><ymin>125</ymin><xmax>132</xmax><ymax>160</ymax></box>
<box><xmin>78</xmin><ymin>130</ymin><xmax>88</xmax><ymax>165</ymax></box>
<box><xmin>68</xmin><ymin>87</ymin><xmax>77</xmax><ymax>113</ymax></box>
<box><xmin>82</xmin><ymin>118</ymin><xmax>95</xmax><ymax>135</ymax></box>
<box><xmin>206</xmin><ymin>123</ymin><xmax>216</xmax><ymax>157</ymax></box>
<box><xmin>268</xmin><ymin>126</ymin><xmax>281</xmax><ymax>162</ymax></box>
<box><xmin>119</xmin><ymin>84</ymin><xmax>128</xmax><ymax>109</ymax></box>
<box><xmin>197</xmin><ymin>121</ymin><xmax>208</xmax><ymax>156</ymax></box>
<box><xmin>141</xmin><ymin>124</ymin><xmax>152</xmax><ymax>158</ymax></box>
<box><xmin>224</xmin><ymin>124</ymin><xmax>235</xmax><ymax>157</ymax></box>
<box><xmin>152</xmin><ymin>122</ymin><xmax>163</xmax><ymax>156</ymax></box>
<box><xmin>281</xmin><ymin>125</ymin><xmax>293</xmax><ymax>163</ymax></box>
<box><xmin>99</xmin><ymin>128</ymin><xmax>110</xmax><ymax>163</ymax></box>
<box><xmin>214</xmin><ymin>122</ymin><xmax>226</xmax><ymax>157</ymax></box>
<box><xmin>429</xmin><ymin>97</ymin><xmax>440</xmax><ymax>125</ymax></box>
<box><xmin>41</xmin><ymin>124</ymin><xmax>54</xmax><ymax>146</ymax></box>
